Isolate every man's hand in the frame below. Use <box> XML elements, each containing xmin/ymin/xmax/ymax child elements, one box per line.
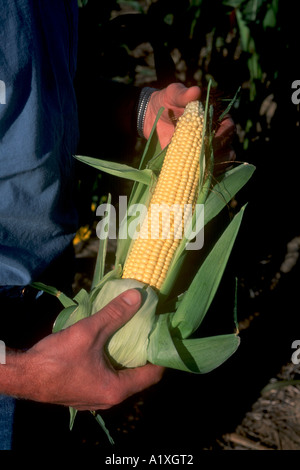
<box><xmin>4</xmin><ymin>289</ymin><xmax>164</xmax><ymax>411</ymax></box>
<box><xmin>144</xmin><ymin>83</ymin><xmax>236</xmax><ymax>169</ymax></box>
<box><xmin>144</xmin><ymin>83</ymin><xmax>201</xmax><ymax>149</ymax></box>
<box><xmin>213</xmin><ymin>114</ymin><xmax>236</xmax><ymax>174</ymax></box>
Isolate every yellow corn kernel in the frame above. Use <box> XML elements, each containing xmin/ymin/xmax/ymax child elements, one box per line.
<box><xmin>122</xmin><ymin>100</ymin><xmax>205</xmax><ymax>290</ymax></box>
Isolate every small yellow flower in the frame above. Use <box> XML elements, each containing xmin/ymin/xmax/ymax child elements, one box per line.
<box><xmin>73</xmin><ymin>225</ymin><xmax>92</xmax><ymax>246</ymax></box>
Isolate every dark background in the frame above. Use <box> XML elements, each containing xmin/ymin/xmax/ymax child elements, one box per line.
<box><xmin>12</xmin><ymin>0</ymin><xmax>300</xmax><ymax>454</ymax></box>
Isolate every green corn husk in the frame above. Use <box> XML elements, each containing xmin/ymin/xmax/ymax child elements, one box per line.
<box><xmin>93</xmin><ymin>279</ymin><xmax>158</xmax><ymax>369</ymax></box>
<box><xmin>31</xmin><ymin>83</ymin><xmax>255</xmax><ymax>442</ymax></box>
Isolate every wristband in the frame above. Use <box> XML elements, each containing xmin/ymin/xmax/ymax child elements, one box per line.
<box><xmin>136</xmin><ymin>87</ymin><xmax>158</xmax><ymax>138</ymax></box>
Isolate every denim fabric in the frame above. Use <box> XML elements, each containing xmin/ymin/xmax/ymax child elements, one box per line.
<box><xmin>0</xmin><ymin>246</ymin><xmax>75</xmax><ymax>449</ymax></box>
<box><xmin>0</xmin><ymin>0</ymin><xmax>79</xmax><ymax>286</ymax></box>
<box><xmin>0</xmin><ymin>395</ymin><xmax>15</xmax><ymax>450</ymax></box>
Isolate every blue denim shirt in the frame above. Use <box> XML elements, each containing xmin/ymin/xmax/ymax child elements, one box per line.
<box><xmin>0</xmin><ymin>0</ymin><xmax>79</xmax><ymax>285</ymax></box>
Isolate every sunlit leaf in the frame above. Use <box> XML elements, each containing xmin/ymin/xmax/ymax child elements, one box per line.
<box><xmin>75</xmin><ymin>155</ymin><xmax>154</xmax><ymax>186</ymax></box>
<box><xmin>170</xmin><ymin>205</ymin><xmax>246</xmax><ymax>339</ymax></box>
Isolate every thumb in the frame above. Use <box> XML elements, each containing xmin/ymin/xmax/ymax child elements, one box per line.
<box><xmin>166</xmin><ymin>84</ymin><xmax>201</xmax><ymax>108</ymax></box>
<box><xmin>91</xmin><ymin>289</ymin><xmax>142</xmax><ymax>344</ymax></box>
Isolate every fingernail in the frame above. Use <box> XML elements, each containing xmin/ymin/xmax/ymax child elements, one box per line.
<box><xmin>122</xmin><ymin>289</ymin><xmax>141</xmax><ymax>306</ymax></box>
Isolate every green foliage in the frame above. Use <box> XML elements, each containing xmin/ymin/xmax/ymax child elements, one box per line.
<box><xmin>75</xmin><ymin>0</ymin><xmax>284</xmax><ymax>170</ymax></box>
<box><xmin>78</xmin><ymin>0</ymin><xmax>88</xmax><ymax>7</ymax></box>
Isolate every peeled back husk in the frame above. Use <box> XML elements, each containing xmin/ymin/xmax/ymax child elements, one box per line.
<box><xmin>92</xmin><ymin>279</ymin><xmax>158</xmax><ymax>369</ymax></box>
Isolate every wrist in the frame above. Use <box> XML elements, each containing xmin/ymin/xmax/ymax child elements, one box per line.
<box><xmin>0</xmin><ymin>348</ymin><xmax>49</xmax><ymax>402</ymax></box>
<box><xmin>0</xmin><ymin>349</ymin><xmax>27</xmax><ymax>397</ymax></box>
<box><xmin>136</xmin><ymin>86</ymin><xmax>158</xmax><ymax>138</ymax></box>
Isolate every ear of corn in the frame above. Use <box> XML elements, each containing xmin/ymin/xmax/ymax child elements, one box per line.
<box><xmin>31</xmin><ymin>84</ymin><xmax>255</xmax><ymax>440</ymax></box>
<box><xmin>122</xmin><ymin>101</ymin><xmax>204</xmax><ymax>290</ymax></box>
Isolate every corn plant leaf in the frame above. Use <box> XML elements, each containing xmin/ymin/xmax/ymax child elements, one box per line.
<box><xmin>148</xmin><ymin>313</ymin><xmax>191</xmax><ymax>372</ymax></box>
<box><xmin>127</xmin><ymin>108</ymin><xmax>163</xmax><ymax>207</ymax></box>
<box><xmin>157</xmin><ymin>292</ymin><xmax>186</xmax><ymax>315</ymax></box>
<box><xmin>92</xmin><ymin>193</ymin><xmax>111</xmax><ymax>289</ymax></box>
<box><xmin>170</xmin><ymin>205</ymin><xmax>246</xmax><ymax>339</ymax></box>
<box><xmin>52</xmin><ymin>305</ymin><xmax>78</xmax><ymax>333</ymax></box>
<box><xmin>233</xmin><ymin>276</ymin><xmax>239</xmax><ymax>332</ymax></box>
<box><xmin>236</xmin><ymin>8</ymin><xmax>251</xmax><ymax>51</ymax></box>
<box><xmin>69</xmin><ymin>407</ymin><xmax>77</xmax><ymax>430</ymax></box>
<box><xmin>30</xmin><ymin>281</ymin><xmax>76</xmax><ymax>308</ymax></box>
<box><xmin>173</xmin><ymin>334</ymin><xmax>240</xmax><ymax>373</ymax></box>
<box><xmin>75</xmin><ymin>155</ymin><xmax>154</xmax><ymax>186</ymax></box>
<box><xmin>199</xmin><ymin>81</ymin><xmax>213</xmax><ymax>191</ymax></box>
<box><xmin>147</xmin><ymin>145</ymin><xmax>167</xmax><ymax>173</ymax></box>
<box><xmin>138</xmin><ymin>107</ymin><xmax>164</xmax><ymax>171</ymax></box>
<box><xmin>148</xmin><ymin>313</ymin><xmax>239</xmax><ymax>373</ymax></box>
<box><xmin>116</xmin><ymin>181</ymin><xmax>154</xmax><ymax>268</ymax></box>
<box><xmin>56</xmin><ymin>289</ymin><xmax>92</xmax><ymax>330</ymax></box>
<box><xmin>90</xmin><ymin>263</ymin><xmax>123</xmax><ymax>302</ymax></box>
<box><xmin>61</xmin><ymin>303</ymin><xmax>90</xmax><ymax>329</ymax></box>
<box><xmin>92</xmin><ymin>412</ymin><xmax>115</xmax><ymax>445</ymax></box>
<box><xmin>204</xmin><ymin>163</ymin><xmax>255</xmax><ymax>225</ymax></box>
<box><xmin>218</xmin><ymin>86</ymin><xmax>241</xmax><ymax>122</ymax></box>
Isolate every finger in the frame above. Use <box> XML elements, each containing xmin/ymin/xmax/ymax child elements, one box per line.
<box><xmin>215</xmin><ymin>115</ymin><xmax>236</xmax><ymax>139</ymax></box>
<box><xmin>86</xmin><ymin>289</ymin><xmax>142</xmax><ymax>343</ymax></box>
<box><xmin>166</xmin><ymin>84</ymin><xmax>201</xmax><ymax>109</ymax></box>
<box><xmin>70</xmin><ymin>364</ymin><xmax>164</xmax><ymax>411</ymax></box>
<box><xmin>214</xmin><ymin>118</ymin><xmax>236</xmax><ymax>153</ymax></box>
